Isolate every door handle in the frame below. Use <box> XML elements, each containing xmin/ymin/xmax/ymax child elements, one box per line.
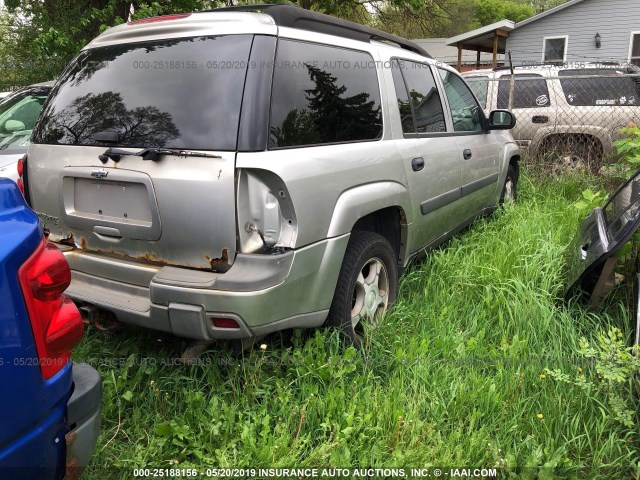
<box><xmin>411</xmin><ymin>157</ymin><xmax>425</xmax><ymax>172</ymax></box>
<box><xmin>532</xmin><ymin>115</ymin><xmax>549</xmax><ymax>124</ymax></box>
<box><xmin>463</xmin><ymin>149</ymin><xmax>472</xmax><ymax>160</ymax></box>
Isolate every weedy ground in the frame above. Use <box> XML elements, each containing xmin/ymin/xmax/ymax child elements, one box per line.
<box><xmin>76</xmin><ymin>166</ymin><xmax>640</xmax><ymax>479</ymax></box>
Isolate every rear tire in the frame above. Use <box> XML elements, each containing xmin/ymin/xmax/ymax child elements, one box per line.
<box><xmin>539</xmin><ymin>135</ymin><xmax>604</xmax><ymax>174</ymax></box>
<box><xmin>325</xmin><ymin>231</ymin><xmax>398</xmax><ymax>348</ymax></box>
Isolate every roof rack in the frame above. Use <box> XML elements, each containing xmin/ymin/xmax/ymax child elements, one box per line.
<box><xmin>208</xmin><ymin>4</ymin><xmax>431</xmax><ymax>58</ymax></box>
<box><xmin>493</xmin><ymin>61</ymin><xmax>634</xmax><ymax>72</ymax></box>
<box><xmin>492</xmin><ymin>64</ymin><xmax>555</xmax><ymax>71</ymax></box>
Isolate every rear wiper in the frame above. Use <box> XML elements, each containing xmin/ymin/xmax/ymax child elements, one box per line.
<box><xmin>99</xmin><ymin>147</ymin><xmax>222</xmax><ymax>163</ymax></box>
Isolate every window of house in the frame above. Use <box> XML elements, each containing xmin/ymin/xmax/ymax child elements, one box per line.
<box><xmin>269</xmin><ymin>40</ymin><xmax>382</xmax><ymax>149</ymax></box>
<box><xmin>392</xmin><ymin>60</ymin><xmax>446</xmax><ymax>134</ymax></box>
<box><xmin>497</xmin><ymin>74</ymin><xmax>551</xmax><ymax>109</ymax></box>
<box><xmin>543</xmin><ymin>36</ymin><xmax>567</xmax><ymax>64</ymax></box>
<box><xmin>630</xmin><ymin>33</ymin><xmax>640</xmax><ymax>67</ymax></box>
<box><xmin>438</xmin><ymin>68</ymin><xmax>484</xmax><ymax>132</ymax></box>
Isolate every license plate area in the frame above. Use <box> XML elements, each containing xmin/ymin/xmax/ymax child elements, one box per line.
<box><xmin>60</xmin><ymin>167</ymin><xmax>161</xmax><ymax>241</ymax></box>
<box><xmin>74</xmin><ymin>178</ymin><xmax>152</xmax><ymax>224</ymax></box>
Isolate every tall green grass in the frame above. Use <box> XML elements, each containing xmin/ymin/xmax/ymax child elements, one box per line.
<box><xmin>76</xmin><ymin>168</ymin><xmax>639</xmax><ymax>479</ymax></box>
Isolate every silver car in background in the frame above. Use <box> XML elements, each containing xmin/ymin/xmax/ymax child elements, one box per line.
<box><xmin>23</xmin><ymin>5</ymin><xmax>519</xmax><ymax>347</ymax></box>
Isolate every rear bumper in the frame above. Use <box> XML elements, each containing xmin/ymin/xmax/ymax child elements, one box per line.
<box><xmin>66</xmin><ymin>363</ymin><xmax>101</xmax><ymax>475</ymax></box>
<box><xmin>61</xmin><ymin>235</ymin><xmax>349</xmax><ymax>340</ymax></box>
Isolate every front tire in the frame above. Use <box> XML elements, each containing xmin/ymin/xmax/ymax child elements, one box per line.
<box><xmin>325</xmin><ymin>231</ymin><xmax>398</xmax><ymax>348</ymax></box>
<box><xmin>499</xmin><ymin>164</ymin><xmax>518</xmax><ymax>205</ymax></box>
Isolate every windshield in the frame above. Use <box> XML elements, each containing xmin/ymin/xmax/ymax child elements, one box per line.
<box><xmin>33</xmin><ymin>35</ymin><xmax>253</xmax><ymax>151</ymax></box>
<box><xmin>0</xmin><ymin>89</ymin><xmax>49</xmax><ymax>152</ymax></box>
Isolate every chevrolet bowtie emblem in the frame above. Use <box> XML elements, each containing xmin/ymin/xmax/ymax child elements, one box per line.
<box><xmin>90</xmin><ymin>169</ymin><xmax>109</xmax><ymax>179</ymax></box>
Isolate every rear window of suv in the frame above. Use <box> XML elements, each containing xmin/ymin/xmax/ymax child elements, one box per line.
<box><xmin>33</xmin><ymin>35</ymin><xmax>253</xmax><ymax>151</ymax></box>
<box><xmin>558</xmin><ymin>68</ymin><xmax>640</xmax><ymax>106</ymax></box>
<box><xmin>497</xmin><ymin>74</ymin><xmax>550</xmax><ymax>109</ymax></box>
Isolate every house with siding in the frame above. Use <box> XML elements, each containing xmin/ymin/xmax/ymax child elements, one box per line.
<box><xmin>446</xmin><ymin>0</ymin><xmax>640</xmax><ymax>70</ymax></box>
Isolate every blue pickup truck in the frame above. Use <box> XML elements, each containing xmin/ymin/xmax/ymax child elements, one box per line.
<box><xmin>0</xmin><ymin>178</ymin><xmax>101</xmax><ymax>479</ymax></box>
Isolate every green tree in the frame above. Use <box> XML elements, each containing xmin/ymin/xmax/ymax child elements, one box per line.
<box><xmin>524</xmin><ymin>0</ymin><xmax>570</xmax><ymax>14</ymax></box>
<box><xmin>0</xmin><ymin>0</ymin><xmax>570</xmax><ymax>88</ymax></box>
<box><xmin>373</xmin><ymin>0</ymin><xmax>536</xmax><ymax>39</ymax></box>
<box><xmin>373</xmin><ymin>0</ymin><xmax>474</xmax><ymax>39</ymax></box>
<box><xmin>1</xmin><ymin>0</ymin><xmax>216</xmax><ymax>85</ymax></box>
<box><xmin>474</xmin><ymin>0</ymin><xmax>535</xmax><ymax>26</ymax></box>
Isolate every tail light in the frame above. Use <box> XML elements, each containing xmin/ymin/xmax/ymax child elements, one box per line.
<box><xmin>19</xmin><ymin>239</ymin><xmax>84</xmax><ymax>379</ymax></box>
<box><xmin>17</xmin><ymin>154</ymin><xmax>30</xmax><ymax>205</ymax></box>
<box><xmin>16</xmin><ymin>155</ymin><xmax>25</xmax><ymax>196</ymax></box>
<box><xmin>211</xmin><ymin>317</ymin><xmax>240</xmax><ymax>329</ymax></box>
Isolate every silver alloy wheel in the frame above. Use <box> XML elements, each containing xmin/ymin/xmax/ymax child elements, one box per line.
<box><xmin>351</xmin><ymin>257</ymin><xmax>389</xmax><ymax>331</ymax></box>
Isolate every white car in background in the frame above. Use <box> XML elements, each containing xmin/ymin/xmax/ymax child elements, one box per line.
<box><xmin>463</xmin><ymin>64</ymin><xmax>640</xmax><ymax>168</ymax></box>
<box><xmin>0</xmin><ymin>81</ymin><xmax>53</xmax><ymax>182</ymax></box>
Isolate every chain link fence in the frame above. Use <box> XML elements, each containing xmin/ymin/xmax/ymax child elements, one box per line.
<box><xmin>464</xmin><ymin>65</ymin><xmax>640</xmax><ymax>172</ymax></box>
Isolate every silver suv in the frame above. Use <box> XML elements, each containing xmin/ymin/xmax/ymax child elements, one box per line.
<box><xmin>23</xmin><ymin>5</ymin><xmax>519</xmax><ymax>346</ymax></box>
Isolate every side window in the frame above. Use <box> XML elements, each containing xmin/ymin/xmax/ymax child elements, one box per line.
<box><xmin>394</xmin><ymin>59</ymin><xmax>446</xmax><ymax>134</ymax></box>
<box><xmin>497</xmin><ymin>74</ymin><xmax>550</xmax><ymax>109</ymax></box>
<box><xmin>438</xmin><ymin>68</ymin><xmax>483</xmax><ymax>132</ymax></box>
<box><xmin>558</xmin><ymin>69</ymin><xmax>639</xmax><ymax>106</ymax></box>
<box><xmin>10</xmin><ymin>97</ymin><xmax>47</xmax><ymax>129</ymax></box>
<box><xmin>269</xmin><ymin>40</ymin><xmax>382</xmax><ymax>148</ymax></box>
<box><xmin>0</xmin><ymin>93</ymin><xmax>46</xmax><ymax>133</ymax></box>
<box><xmin>391</xmin><ymin>60</ymin><xmax>415</xmax><ymax>134</ymax></box>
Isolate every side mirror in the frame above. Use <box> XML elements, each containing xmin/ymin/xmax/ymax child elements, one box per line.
<box><xmin>488</xmin><ymin>110</ymin><xmax>516</xmax><ymax>130</ymax></box>
<box><xmin>4</xmin><ymin>119</ymin><xmax>26</xmax><ymax>132</ymax></box>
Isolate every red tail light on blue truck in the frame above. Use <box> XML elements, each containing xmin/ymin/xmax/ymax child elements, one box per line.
<box><xmin>0</xmin><ymin>179</ymin><xmax>102</xmax><ymax>479</ymax></box>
